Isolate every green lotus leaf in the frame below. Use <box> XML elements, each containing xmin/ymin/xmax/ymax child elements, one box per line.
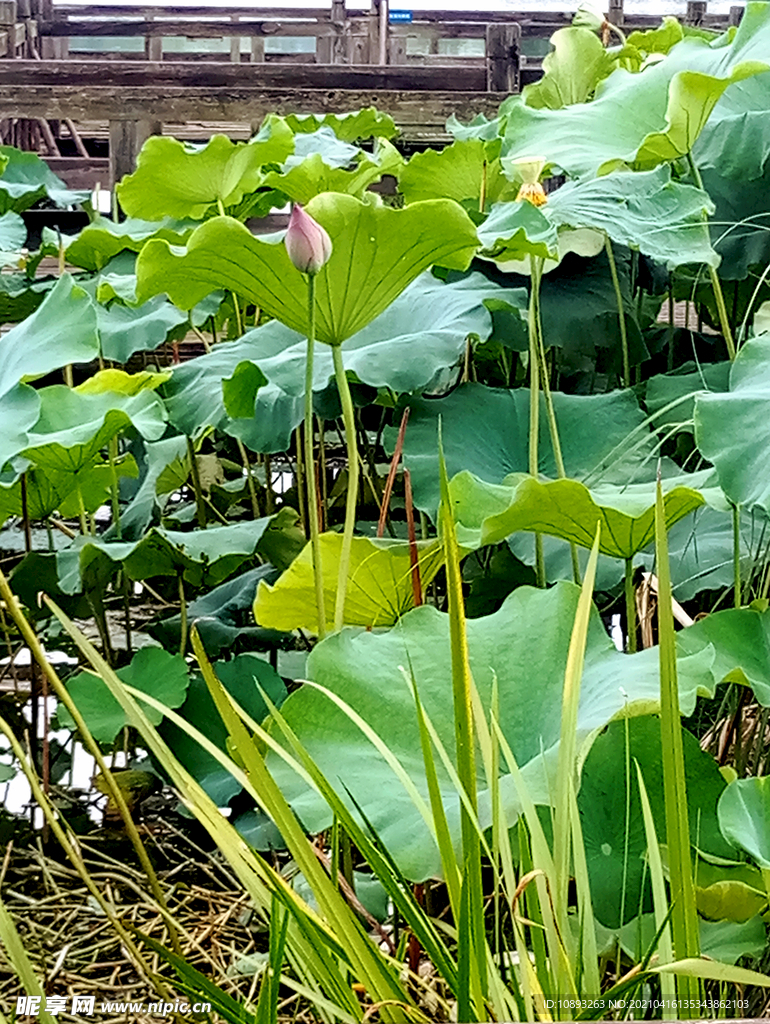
<box><xmin>0</xmin><ymin>456</ymin><xmax>137</xmax><ymax>524</ymax></box>
<box><xmin>56</xmin><ymin>515</ymin><xmax>285</xmax><ymax>593</ymax></box>
<box><xmin>0</xmin><ymin>211</ymin><xmax>26</xmax><ymax>253</ymax></box>
<box><xmin>165</xmin><ymin>273</ymin><xmax>518</xmax><ymax>453</ymax></box>
<box><xmin>267</xmin><ymin>582</ymin><xmax>715</xmax><ymax>880</ymax></box>
<box><xmin>621</xmin><ymin>17</ymin><xmax>685</xmax><ymax>65</ymax></box>
<box><xmin>0</xmin><ymin>146</ymin><xmax>89</xmax><ymax>214</ymax></box>
<box><xmin>64</xmin><ymin>216</ymin><xmax>198</xmax><ymax>272</ymax></box>
<box><xmin>264</xmin><ymin>138</ymin><xmax>403</xmax><ymax>205</ymax></box>
<box><xmin>718</xmin><ymin>776</ymin><xmax>770</xmax><ymax>869</ymax></box>
<box><xmin>135</xmin><ymin>193</ymin><xmax>479</xmax><ymax>344</ymax></box>
<box><xmin>449</xmin><ymin>471</ymin><xmax>705</xmax><ymax>560</ymax></box>
<box><xmin>694</xmin><ymin>859</ymin><xmax>768</xmax><ymax>921</ymax></box>
<box><xmin>501</xmin><ymin>3</ymin><xmax>770</xmax><ymax>177</ymax></box>
<box><xmin>600</xmin><ymin>914</ymin><xmax>766</xmax><ymax>962</ymax></box>
<box><xmin>23</xmin><ymin>386</ymin><xmax>167</xmax><ymax>474</ymax></box>
<box><xmin>0</xmin><ymin>273</ymin><xmax>52</xmax><ymax>322</ymax></box>
<box><xmin>523</xmin><ymin>26</ymin><xmax>618</xmax><ymax>109</ymax></box>
<box><xmin>397</xmin><ymin>383</ymin><xmax>655</xmax><ymax>515</ymax></box>
<box><xmin>117</xmin><ymin>116</ymin><xmax>295</xmax><ymax>220</ymax></box>
<box><xmin>695</xmin><ymin>333</ymin><xmax>770</xmax><ymax>509</ymax></box>
<box><xmin>693</xmin><ymin>70</ymin><xmax>770</xmax><ymax>180</ymax></box>
<box><xmin>479</xmin><ymin>166</ymin><xmax>717</xmax><ymax>270</ymax></box>
<box><xmin>150</xmin><ymin>564</ymin><xmax>284</xmax><ymax>657</ymax></box>
<box><xmin>398</xmin><ymin>138</ymin><xmax>518</xmax><ymax>206</ymax></box>
<box><xmin>578</xmin><ymin>715</ymin><xmax>735</xmax><ymax>927</ymax></box>
<box><xmin>159</xmin><ymin>654</ymin><xmax>287</xmax><ymax>805</ymax></box>
<box><xmin>283</xmin><ymin>108</ymin><xmax>398</xmax><ymax>142</ymax></box>
<box><xmin>98</xmin><ymin>295</ymin><xmax>189</xmax><ymax>363</ymax></box>
<box><xmin>254</xmin><ymin>533</ymin><xmax>445</xmax><ymax>633</ymax></box>
<box><xmin>0</xmin><ymin>275</ymin><xmax>100</xmax><ymax>470</ymax></box>
<box><xmin>645</xmin><ymin>360</ymin><xmax>731</xmax><ymax>433</ymax></box>
<box><xmin>0</xmin><ymin>274</ymin><xmax>99</xmax><ymax>398</ymax></box>
<box><xmin>58</xmin><ymin>647</ymin><xmax>189</xmax><ymax>744</ymax></box>
<box><xmin>677</xmin><ymin>603</ymin><xmax>770</xmax><ymax>706</ymax></box>
<box><xmin>700</xmin><ymin>162</ymin><xmax>770</xmax><ymax>283</ymax></box>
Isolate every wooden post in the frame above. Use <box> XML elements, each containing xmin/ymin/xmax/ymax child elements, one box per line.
<box><xmin>378</xmin><ymin>0</ymin><xmax>388</xmax><ymax>64</ymax></box>
<box><xmin>728</xmin><ymin>5</ymin><xmax>743</xmax><ymax>25</ymax></box>
<box><xmin>607</xmin><ymin>0</ymin><xmax>624</xmax><ymax>27</ymax></box>
<box><xmin>145</xmin><ymin>16</ymin><xmax>162</xmax><ymax>61</ymax></box>
<box><xmin>331</xmin><ymin>0</ymin><xmax>346</xmax><ymax>63</ymax></box>
<box><xmin>251</xmin><ymin>35</ymin><xmax>265</xmax><ymax>62</ymax></box>
<box><xmin>685</xmin><ymin>0</ymin><xmax>707</xmax><ymax>25</ymax></box>
<box><xmin>230</xmin><ymin>15</ymin><xmax>241</xmax><ymax>63</ymax></box>
<box><xmin>366</xmin><ymin>0</ymin><xmax>379</xmax><ymax>65</ymax></box>
<box><xmin>109</xmin><ymin>119</ymin><xmax>160</xmax><ymax>192</ymax></box>
<box><xmin>486</xmin><ymin>22</ymin><xmax>520</xmax><ymax>94</ymax></box>
<box><xmin>388</xmin><ymin>32</ymin><xmax>406</xmax><ymax>64</ymax></box>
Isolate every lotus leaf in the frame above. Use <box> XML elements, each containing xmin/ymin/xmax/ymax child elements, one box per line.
<box><xmin>254</xmin><ymin>533</ymin><xmax>445</xmax><ymax>633</ymax></box>
<box><xmin>264</xmin><ymin>138</ymin><xmax>403</xmax><ymax>205</ymax></box>
<box><xmin>117</xmin><ymin>117</ymin><xmax>295</xmax><ymax>220</ymax></box>
<box><xmin>695</xmin><ymin>333</ymin><xmax>770</xmax><ymax>509</ymax></box>
<box><xmin>398</xmin><ymin>138</ymin><xmax>517</xmax><ymax>206</ymax></box>
<box><xmin>267</xmin><ymin>582</ymin><xmax>715</xmax><ymax>880</ymax></box>
<box><xmin>283</xmin><ymin>108</ymin><xmax>397</xmax><ymax>141</ymax></box>
<box><xmin>500</xmin><ymin>3</ymin><xmax>770</xmax><ymax>177</ymax></box>
<box><xmin>397</xmin><ymin>383</ymin><xmax>656</xmax><ymax>515</ymax></box>
<box><xmin>135</xmin><ymin>194</ymin><xmax>479</xmax><ymax>344</ymax></box>
<box><xmin>63</xmin><ymin>216</ymin><xmax>198</xmax><ymax>272</ymax></box>
<box><xmin>0</xmin><ymin>146</ymin><xmax>89</xmax><ymax>213</ymax></box>
<box><xmin>58</xmin><ymin>647</ymin><xmax>189</xmax><ymax>744</ymax></box>
<box><xmin>0</xmin><ymin>211</ymin><xmax>26</xmax><ymax>253</ymax></box>
<box><xmin>522</xmin><ymin>27</ymin><xmax>618</xmax><ymax>109</ymax></box>
<box><xmin>578</xmin><ymin>715</ymin><xmax>735</xmax><ymax>927</ymax></box>
<box><xmin>449</xmin><ymin>471</ymin><xmax>704</xmax><ymax>560</ymax></box>
<box><xmin>718</xmin><ymin>776</ymin><xmax>770</xmax><ymax>868</ymax></box>
<box><xmin>479</xmin><ymin>166</ymin><xmax>717</xmax><ymax>270</ymax></box>
<box><xmin>677</xmin><ymin>603</ymin><xmax>770</xmax><ymax>706</ymax></box>
<box><xmin>24</xmin><ymin>387</ymin><xmax>167</xmax><ymax>474</ymax></box>
<box><xmin>55</xmin><ymin>514</ymin><xmax>289</xmax><ymax>592</ymax></box>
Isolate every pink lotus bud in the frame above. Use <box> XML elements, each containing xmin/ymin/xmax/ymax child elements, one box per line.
<box><xmin>285</xmin><ymin>203</ymin><xmax>332</xmax><ymax>275</ymax></box>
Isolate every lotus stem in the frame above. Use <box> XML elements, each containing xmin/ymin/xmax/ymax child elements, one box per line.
<box><xmin>733</xmin><ymin>502</ymin><xmax>741</xmax><ymax>609</ymax></box>
<box><xmin>305</xmin><ymin>274</ymin><xmax>326</xmax><ymax>639</ymax></box>
<box><xmin>108</xmin><ymin>435</ymin><xmax>121</xmax><ymax>539</ymax></box>
<box><xmin>531</xmin><ymin>255</ymin><xmax>581</xmax><ymax>586</ymax></box>
<box><xmin>605</xmin><ymin>236</ymin><xmax>631</xmax><ymax>388</ymax></box>
<box><xmin>236</xmin><ymin>437</ymin><xmax>260</xmax><ymax>519</ymax></box>
<box><xmin>625</xmin><ymin>557</ymin><xmax>637</xmax><ymax>653</ymax></box>
<box><xmin>332</xmin><ymin>345</ymin><xmax>359</xmax><ymax>632</ymax></box>
<box><xmin>528</xmin><ymin>256</ymin><xmax>546</xmax><ymax>588</ymax></box>
<box><xmin>178</xmin><ymin>573</ymin><xmax>187</xmax><ymax>657</ymax></box>
<box><xmin>186</xmin><ymin>437</ymin><xmax>206</xmax><ymax>528</ymax></box>
<box><xmin>685</xmin><ymin>152</ymin><xmax>736</xmax><ymax>361</ymax></box>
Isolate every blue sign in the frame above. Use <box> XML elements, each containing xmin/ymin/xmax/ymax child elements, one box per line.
<box><xmin>389</xmin><ymin>9</ymin><xmax>413</xmax><ymax>22</ymax></box>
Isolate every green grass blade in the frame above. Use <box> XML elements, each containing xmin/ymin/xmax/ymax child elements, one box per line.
<box><xmin>634</xmin><ymin>759</ymin><xmax>676</xmax><ymax>1006</ymax></box>
<box><xmin>654</xmin><ymin>474</ymin><xmax>701</xmax><ymax>1010</ymax></box>
<box><xmin>0</xmin><ymin>898</ymin><xmax>57</xmax><ymax>1024</ymax></box>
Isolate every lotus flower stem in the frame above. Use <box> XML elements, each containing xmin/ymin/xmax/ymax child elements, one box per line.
<box><xmin>108</xmin><ymin>435</ymin><xmax>121</xmax><ymax>540</ymax></box>
<box><xmin>528</xmin><ymin>257</ymin><xmax>546</xmax><ymax>587</ymax></box>
<box><xmin>236</xmin><ymin>438</ymin><xmax>260</xmax><ymax>519</ymax></box>
<box><xmin>304</xmin><ymin>275</ymin><xmax>326</xmax><ymax>639</ymax></box>
<box><xmin>531</xmin><ymin>255</ymin><xmax>581</xmax><ymax>586</ymax></box>
<box><xmin>604</xmin><ymin>236</ymin><xmax>631</xmax><ymax>388</ymax></box>
<box><xmin>686</xmin><ymin>153</ymin><xmax>736</xmax><ymax>361</ymax></box>
<box><xmin>332</xmin><ymin>345</ymin><xmax>359</xmax><ymax>631</ymax></box>
<box><xmin>186</xmin><ymin>437</ymin><xmax>206</xmax><ymax>529</ymax></box>
<box><xmin>178</xmin><ymin>573</ymin><xmax>187</xmax><ymax>657</ymax></box>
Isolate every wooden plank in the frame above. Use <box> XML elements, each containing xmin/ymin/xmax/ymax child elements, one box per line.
<box><xmin>41</xmin><ymin>18</ymin><xmax>334</xmax><ymax>37</ymax></box>
<box><xmin>44</xmin><ymin>155</ymin><xmax>109</xmax><ymax>189</ymax></box>
<box><xmin>0</xmin><ymin>58</ymin><xmax>487</xmax><ymax>91</ymax></box>
<box><xmin>0</xmin><ymin>83</ymin><xmax>503</xmax><ymax>137</ymax></box>
<box><xmin>109</xmin><ymin>117</ymin><xmax>159</xmax><ymax>186</ymax></box>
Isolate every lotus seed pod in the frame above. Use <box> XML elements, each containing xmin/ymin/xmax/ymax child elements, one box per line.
<box><xmin>285</xmin><ymin>203</ymin><xmax>332</xmax><ymax>275</ymax></box>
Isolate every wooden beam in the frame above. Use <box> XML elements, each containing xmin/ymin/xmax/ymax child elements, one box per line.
<box><xmin>0</xmin><ymin>58</ymin><xmax>487</xmax><ymax>91</ymax></box>
<box><xmin>41</xmin><ymin>18</ymin><xmax>335</xmax><ymax>37</ymax></box>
